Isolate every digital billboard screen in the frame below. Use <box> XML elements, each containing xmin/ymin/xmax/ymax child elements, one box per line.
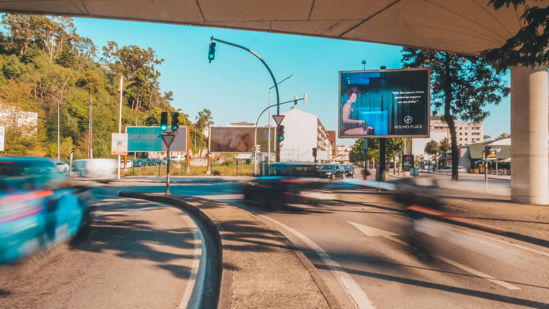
<box><xmin>209</xmin><ymin>126</ymin><xmax>275</xmax><ymax>153</ymax></box>
<box><xmin>339</xmin><ymin>68</ymin><xmax>430</xmax><ymax>138</ymax></box>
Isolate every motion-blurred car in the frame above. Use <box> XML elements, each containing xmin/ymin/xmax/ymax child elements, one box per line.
<box><xmin>0</xmin><ymin>157</ymin><xmax>91</xmax><ymax>264</ymax></box>
<box><xmin>244</xmin><ymin>163</ymin><xmax>334</xmax><ymax>209</ymax></box>
<box><xmin>317</xmin><ymin>164</ymin><xmax>346</xmax><ymax>180</ymax></box>
<box><xmin>344</xmin><ymin>164</ymin><xmax>355</xmax><ymax>177</ymax></box>
<box><xmin>72</xmin><ymin>159</ymin><xmax>116</xmax><ymax>181</ymax></box>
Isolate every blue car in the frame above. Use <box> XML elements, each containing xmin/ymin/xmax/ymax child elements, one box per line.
<box><xmin>0</xmin><ymin>157</ymin><xmax>91</xmax><ymax>264</ymax></box>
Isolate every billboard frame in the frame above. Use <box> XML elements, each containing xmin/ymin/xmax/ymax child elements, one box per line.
<box><xmin>338</xmin><ymin>67</ymin><xmax>431</xmax><ymax>139</ymax></box>
<box><xmin>208</xmin><ymin>126</ymin><xmax>275</xmax><ymax>154</ymax></box>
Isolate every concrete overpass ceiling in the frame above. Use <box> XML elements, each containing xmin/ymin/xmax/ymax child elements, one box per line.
<box><xmin>0</xmin><ymin>0</ymin><xmax>541</xmax><ymax>55</ymax></box>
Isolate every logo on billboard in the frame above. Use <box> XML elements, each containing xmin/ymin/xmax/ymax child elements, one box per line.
<box><xmin>404</xmin><ymin>115</ymin><xmax>413</xmax><ymax>124</ymax></box>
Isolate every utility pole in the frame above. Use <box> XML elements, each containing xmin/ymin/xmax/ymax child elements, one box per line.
<box><xmin>88</xmin><ymin>98</ymin><xmax>93</xmax><ymax>159</ymax></box>
<box><xmin>57</xmin><ymin>99</ymin><xmax>60</xmax><ymax>161</ymax></box>
<box><xmin>117</xmin><ymin>76</ymin><xmax>123</xmax><ymax>180</ymax></box>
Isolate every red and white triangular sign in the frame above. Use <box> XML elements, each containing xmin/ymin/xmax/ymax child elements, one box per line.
<box><xmin>162</xmin><ymin>133</ymin><xmax>175</xmax><ymax>148</ymax></box>
<box><xmin>272</xmin><ymin>114</ymin><xmax>285</xmax><ymax>126</ymax></box>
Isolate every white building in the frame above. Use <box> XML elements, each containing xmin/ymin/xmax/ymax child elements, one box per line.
<box><xmin>412</xmin><ymin>115</ymin><xmax>484</xmax><ymax>159</ymax></box>
<box><xmin>279</xmin><ymin>108</ymin><xmax>333</xmax><ymax>162</ymax></box>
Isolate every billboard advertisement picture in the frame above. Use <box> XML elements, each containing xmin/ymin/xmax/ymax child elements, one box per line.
<box><xmin>339</xmin><ymin>68</ymin><xmax>430</xmax><ymax>138</ymax></box>
<box><xmin>209</xmin><ymin>126</ymin><xmax>275</xmax><ymax>153</ymax></box>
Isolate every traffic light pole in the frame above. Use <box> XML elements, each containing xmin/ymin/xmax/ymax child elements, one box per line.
<box><xmin>209</xmin><ymin>36</ymin><xmax>281</xmax><ymax>161</ymax></box>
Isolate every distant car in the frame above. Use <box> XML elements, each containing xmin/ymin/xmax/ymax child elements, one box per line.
<box><xmin>0</xmin><ymin>157</ymin><xmax>91</xmax><ymax>264</ymax></box>
<box><xmin>72</xmin><ymin>159</ymin><xmax>116</xmax><ymax>181</ymax></box>
<box><xmin>243</xmin><ymin>163</ymin><xmax>331</xmax><ymax>209</ymax></box>
<box><xmin>344</xmin><ymin>164</ymin><xmax>355</xmax><ymax>177</ymax></box>
<box><xmin>317</xmin><ymin>164</ymin><xmax>346</xmax><ymax>180</ymax></box>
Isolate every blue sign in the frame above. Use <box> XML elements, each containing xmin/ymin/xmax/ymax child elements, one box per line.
<box><xmin>127</xmin><ymin>127</ymin><xmax>162</xmax><ymax>152</ymax></box>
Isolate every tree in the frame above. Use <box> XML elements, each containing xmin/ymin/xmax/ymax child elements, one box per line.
<box><xmin>402</xmin><ymin>48</ymin><xmax>509</xmax><ymax>180</ymax></box>
<box><xmin>439</xmin><ymin>138</ymin><xmax>451</xmax><ymax>167</ymax></box>
<box><xmin>386</xmin><ymin>138</ymin><xmax>405</xmax><ymax>174</ymax></box>
<box><xmin>483</xmin><ymin>1</ymin><xmax>548</xmax><ymax>71</ymax></box>
<box><xmin>195</xmin><ymin>108</ymin><xmax>214</xmax><ymax>131</ymax></box>
<box><xmin>495</xmin><ymin>132</ymin><xmax>511</xmax><ymax>140</ymax></box>
<box><xmin>424</xmin><ymin>140</ymin><xmax>439</xmax><ymax>172</ymax></box>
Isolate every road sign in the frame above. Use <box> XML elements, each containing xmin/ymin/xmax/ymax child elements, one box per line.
<box><xmin>111</xmin><ymin>133</ymin><xmax>128</xmax><ymax>155</ymax></box>
<box><xmin>0</xmin><ymin>126</ymin><xmax>4</xmax><ymax>151</ymax></box>
<box><xmin>161</xmin><ymin>133</ymin><xmax>175</xmax><ymax>148</ymax></box>
<box><xmin>126</xmin><ymin>126</ymin><xmax>187</xmax><ymax>152</ymax></box>
<box><xmin>272</xmin><ymin>114</ymin><xmax>284</xmax><ymax>126</ymax></box>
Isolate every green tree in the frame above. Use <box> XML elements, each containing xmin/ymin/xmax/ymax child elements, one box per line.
<box><xmin>439</xmin><ymin>138</ymin><xmax>451</xmax><ymax>167</ymax></box>
<box><xmin>196</xmin><ymin>108</ymin><xmax>214</xmax><ymax>131</ymax></box>
<box><xmin>386</xmin><ymin>138</ymin><xmax>405</xmax><ymax>173</ymax></box>
<box><xmin>402</xmin><ymin>48</ymin><xmax>509</xmax><ymax>180</ymax></box>
<box><xmin>483</xmin><ymin>1</ymin><xmax>548</xmax><ymax>71</ymax></box>
<box><xmin>424</xmin><ymin>140</ymin><xmax>439</xmax><ymax>172</ymax></box>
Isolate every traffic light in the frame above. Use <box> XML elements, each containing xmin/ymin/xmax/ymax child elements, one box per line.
<box><xmin>277</xmin><ymin>125</ymin><xmax>285</xmax><ymax>142</ymax></box>
<box><xmin>171</xmin><ymin>112</ymin><xmax>180</xmax><ymax>131</ymax></box>
<box><xmin>208</xmin><ymin>41</ymin><xmax>216</xmax><ymax>63</ymax></box>
<box><xmin>160</xmin><ymin>112</ymin><xmax>168</xmax><ymax>131</ymax></box>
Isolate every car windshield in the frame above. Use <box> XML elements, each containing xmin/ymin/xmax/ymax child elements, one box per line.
<box><xmin>321</xmin><ymin>165</ymin><xmax>337</xmax><ymax>170</ymax></box>
<box><xmin>0</xmin><ymin>160</ymin><xmax>61</xmax><ymax>177</ymax></box>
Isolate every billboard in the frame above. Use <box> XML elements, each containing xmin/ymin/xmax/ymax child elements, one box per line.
<box><xmin>126</xmin><ymin>126</ymin><xmax>187</xmax><ymax>152</ymax></box>
<box><xmin>339</xmin><ymin>68</ymin><xmax>430</xmax><ymax>138</ymax></box>
<box><xmin>111</xmin><ymin>133</ymin><xmax>128</xmax><ymax>155</ymax></box>
<box><xmin>209</xmin><ymin>126</ymin><xmax>275</xmax><ymax>153</ymax></box>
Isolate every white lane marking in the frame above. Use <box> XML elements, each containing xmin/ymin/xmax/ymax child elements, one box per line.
<box><xmin>436</xmin><ymin>256</ymin><xmax>520</xmax><ymax>290</ymax></box>
<box><xmin>169</xmin><ymin>207</ymin><xmax>202</xmax><ymax>309</ymax></box>
<box><xmin>348</xmin><ymin>221</ymin><xmax>521</xmax><ymax>291</ymax></box>
<box><xmin>261</xmin><ymin>215</ymin><xmax>375</xmax><ymax>309</ymax></box>
<box><xmin>348</xmin><ymin>221</ymin><xmax>407</xmax><ymax>246</ymax></box>
<box><xmin>194</xmin><ymin>194</ymin><xmax>243</xmax><ymax>200</ymax></box>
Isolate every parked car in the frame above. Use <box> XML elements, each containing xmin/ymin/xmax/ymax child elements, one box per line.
<box><xmin>244</xmin><ymin>163</ymin><xmax>331</xmax><ymax>209</ymax></box>
<box><xmin>54</xmin><ymin>161</ymin><xmax>70</xmax><ymax>175</ymax></box>
<box><xmin>72</xmin><ymin>159</ymin><xmax>116</xmax><ymax>181</ymax></box>
<box><xmin>317</xmin><ymin>164</ymin><xmax>346</xmax><ymax>180</ymax></box>
<box><xmin>0</xmin><ymin>157</ymin><xmax>91</xmax><ymax>264</ymax></box>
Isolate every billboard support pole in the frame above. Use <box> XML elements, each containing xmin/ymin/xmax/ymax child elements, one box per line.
<box><xmin>379</xmin><ymin>138</ymin><xmax>386</xmax><ymax>181</ymax></box>
<box><xmin>186</xmin><ymin>127</ymin><xmax>190</xmax><ymax>174</ymax></box>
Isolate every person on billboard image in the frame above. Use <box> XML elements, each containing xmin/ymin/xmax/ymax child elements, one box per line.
<box><xmin>341</xmin><ymin>86</ymin><xmax>375</xmax><ymax>135</ymax></box>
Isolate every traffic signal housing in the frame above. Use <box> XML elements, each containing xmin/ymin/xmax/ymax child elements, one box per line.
<box><xmin>208</xmin><ymin>41</ymin><xmax>216</xmax><ymax>63</ymax></box>
<box><xmin>160</xmin><ymin>112</ymin><xmax>168</xmax><ymax>131</ymax></box>
<box><xmin>171</xmin><ymin>112</ymin><xmax>180</xmax><ymax>131</ymax></box>
<box><xmin>277</xmin><ymin>125</ymin><xmax>285</xmax><ymax>142</ymax></box>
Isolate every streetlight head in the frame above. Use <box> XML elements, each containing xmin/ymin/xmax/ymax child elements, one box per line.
<box><xmin>303</xmin><ymin>93</ymin><xmax>308</xmax><ymax>104</ymax></box>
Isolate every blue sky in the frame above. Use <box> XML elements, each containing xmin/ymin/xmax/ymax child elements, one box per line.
<box><xmin>73</xmin><ymin>18</ymin><xmax>511</xmax><ymax>145</ymax></box>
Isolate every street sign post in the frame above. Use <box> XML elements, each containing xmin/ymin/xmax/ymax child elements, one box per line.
<box><xmin>162</xmin><ymin>132</ymin><xmax>176</xmax><ymax>195</ymax></box>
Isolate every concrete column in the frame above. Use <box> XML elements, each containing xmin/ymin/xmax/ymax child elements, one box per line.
<box><xmin>510</xmin><ymin>66</ymin><xmax>549</xmax><ymax>204</ymax></box>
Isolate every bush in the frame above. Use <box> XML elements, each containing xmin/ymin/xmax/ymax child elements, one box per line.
<box><xmin>212</xmin><ymin>170</ymin><xmax>221</xmax><ymax>176</ymax></box>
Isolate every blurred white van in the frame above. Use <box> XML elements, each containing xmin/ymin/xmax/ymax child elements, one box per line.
<box><xmin>73</xmin><ymin>159</ymin><xmax>117</xmax><ymax>181</ymax></box>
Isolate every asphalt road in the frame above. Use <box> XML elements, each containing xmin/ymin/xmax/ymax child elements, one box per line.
<box><xmin>0</xmin><ymin>188</ymin><xmax>202</xmax><ymax>309</ymax></box>
<box><xmin>107</xmin><ymin>178</ymin><xmax>549</xmax><ymax>309</ymax></box>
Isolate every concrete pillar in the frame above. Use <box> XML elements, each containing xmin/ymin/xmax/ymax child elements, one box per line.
<box><xmin>510</xmin><ymin>66</ymin><xmax>549</xmax><ymax>204</ymax></box>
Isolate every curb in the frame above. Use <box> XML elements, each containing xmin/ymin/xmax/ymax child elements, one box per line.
<box><xmin>119</xmin><ymin>192</ymin><xmax>222</xmax><ymax>309</ymax></box>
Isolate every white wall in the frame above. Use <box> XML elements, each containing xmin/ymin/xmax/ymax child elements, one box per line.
<box><xmin>280</xmin><ymin>109</ymin><xmax>317</xmax><ymax>162</ymax></box>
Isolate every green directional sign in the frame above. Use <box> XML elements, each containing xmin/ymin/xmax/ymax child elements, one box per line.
<box><xmin>127</xmin><ymin>126</ymin><xmax>162</xmax><ymax>152</ymax></box>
